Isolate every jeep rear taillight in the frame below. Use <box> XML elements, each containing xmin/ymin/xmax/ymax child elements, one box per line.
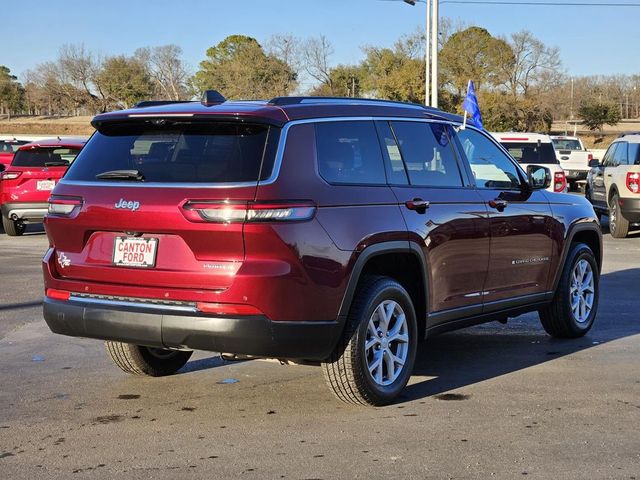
<box><xmin>48</xmin><ymin>195</ymin><xmax>83</xmax><ymax>216</ymax></box>
<box><xmin>181</xmin><ymin>201</ymin><xmax>316</xmax><ymax>223</ymax></box>
<box><xmin>0</xmin><ymin>171</ymin><xmax>21</xmax><ymax>180</ymax></box>
<box><xmin>554</xmin><ymin>171</ymin><xmax>567</xmax><ymax>192</ymax></box>
<box><xmin>627</xmin><ymin>172</ymin><xmax>640</xmax><ymax>193</ymax></box>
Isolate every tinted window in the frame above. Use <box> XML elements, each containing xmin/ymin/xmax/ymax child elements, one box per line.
<box><xmin>613</xmin><ymin>142</ymin><xmax>628</xmax><ymax>165</ymax></box>
<box><xmin>455</xmin><ymin>129</ymin><xmax>522</xmax><ymax>190</ymax></box>
<box><xmin>500</xmin><ymin>142</ymin><xmax>558</xmax><ymax>165</ymax></box>
<box><xmin>390</xmin><ymin>122</ymin><xmax>463</xmax><ymax>187</ymax></box>
<box><xmin>12</xmin><ymin>147</ymin><xmax>81</xmax><ymax>167</ymax></box>
<box><xmin>315</xmin><ymin>121</ymin><xmax>386</xmax><ymax>185</ymax></box>
<box><xmin>602</xmin><ymin>143</ymin><xmax>618</xmax><ymax>167</ymax></box>
<box><xmin>65</xmin><ymin>122</ymin><xmax>277</xmax><ymax>183</ymax></box>
<box><xmin>552</xmin><ymin>139</ymin><xmax>583</xmax><ymax>151</ymax></box>
<box><xmin>629</xmin><ymin>143</ymin><xmax>640</xmax><ymax>165</ymax></box>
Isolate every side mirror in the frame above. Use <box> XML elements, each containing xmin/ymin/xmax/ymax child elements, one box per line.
<box><xmin>589</xmin><ymin>158</ymin><xmax>600</xmax><ymax>168</ymax></box>
<box><xmin>0</xmin><ymin>164</ymin><xmax>5</xmax><ymax>173</ymax></box>
<box><xmin>526</xmin><ymin>165</ymin><xmax>551</xmax><ymax>190</ymax></box>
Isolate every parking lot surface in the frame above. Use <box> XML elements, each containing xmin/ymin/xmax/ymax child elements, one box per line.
<box><xmin>1</xmin><ymin>222</ymin><xmax>639</xmax><ymax>479</ymax></box>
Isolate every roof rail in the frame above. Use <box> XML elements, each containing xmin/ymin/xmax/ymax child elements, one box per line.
<box><xmin>268</xmin><ymin>96</ymin><xmax>430</xmax><ymax>110</ymax></box>
<box><xmin>134</xmin><ymin>100</ymin><xmax>194</xmax><ymax>108</ymax></box>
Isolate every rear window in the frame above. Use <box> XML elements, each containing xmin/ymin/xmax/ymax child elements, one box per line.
<box><xmin>64</xmin><ymin>122</ymin><xmax>278</xmax><ymax>183</ymax></box>
<box><xmin>552</xmin><ymin>139</ymin><xmax>582</xmax><ymax>151</ymax></box>
<box><xmin>12</xmin><ymin>147</ymin><xmax>81</xmax><ymax>167</ymax></box>
<box><xmin>500</xmin><ymin>142</ymin><xmax>558</xmax><ymax>165</ymax></box>
<box><xmin>315</xmin><ymin>121</ymin><xmax>386</xmax><ymax>185</ymax></box>
<box><xmin>0</xmin><ymin>140</ymin><xmax>29</xmax><ymax>154</ymax></box>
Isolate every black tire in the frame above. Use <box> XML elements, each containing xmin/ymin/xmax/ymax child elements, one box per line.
<box><xmin>322</xmin><ymin>276</ymin><xmax>418</xmax><ymax>406</ymax></box>
<box><xmin>609</xmin><ymin>193</ymin><xmax>630</xmax><ymax>238</ymax></box>
<box><xmin>2</xmin><ymin>215</ymin><xmax>25</xmax><ymax>236</ymax></box>
<box><xmin>105</xmin><ymin>341</ymin><xmax>193</xmax><ymax>376</ymax></box>
<box><xmin>539</xmin><ymin>243</ymin><xmax>599</xmax><ymax>338</ymax></box>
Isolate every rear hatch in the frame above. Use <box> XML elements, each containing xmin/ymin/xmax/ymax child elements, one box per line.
<box><xmin>46</xmin><ymin>119</ymin><xmax>280</xmax><ymax>291</ymax></box>
<box><xmin>2</xmin><ymin>146</ymin><xmax>80</xmax><ymax>200</ymax></box>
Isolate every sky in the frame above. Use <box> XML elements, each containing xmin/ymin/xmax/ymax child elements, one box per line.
<box><xmin>3</xmin><ymin>0</ymin><xmax>640</xmax><ymax>82</ymax></box>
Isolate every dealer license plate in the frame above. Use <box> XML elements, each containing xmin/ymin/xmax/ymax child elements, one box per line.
<box><xmin>37</xmin><ymin>180</ymin><xmax>55</xmax><ymax>191</ymax></box>
<box><xmin>113</xmin><ymin>237</ymin><xmax>158</xmax><ymax>268</ymax></box>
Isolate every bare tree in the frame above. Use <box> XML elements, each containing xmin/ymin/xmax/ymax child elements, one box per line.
<box><xmin>135</xmin><ymin>45</ymin><xmax>190</xmax><ymax>100</ymax></box>
<box><xmin>301</xmin><ymin>35</ymin><xmax>334</xmax><ymax>93</ymax></box>
<box><xmin>505</xmin><ymin>30</ymin><xmax>562</xmax><ymax>98</ymax></box>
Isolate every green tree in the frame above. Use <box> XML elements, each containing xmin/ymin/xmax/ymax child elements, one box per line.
<box><xmin>193</xmin><ymin>35</ymin><xmax>296</xmax><ymax>99</ymax></box>
<box><xmin>578</xmin><ymin>102</ymin><xmax>621</xmax><ymax>132</ymax></box>
<box><xmin>96</xmin><ymin>56</ymin><xmax>153</xmax><ymax>109</ymax></box>
<box><xmin>311</xmin><ymin>65</ymin><xmax>364</xmax><ymax>97</ymax></box>
<box><xmin>0</xmin><ymin>66</ymin><xmax>25</xmax><ymax>119</ymax></box>
<box><xmin>440</xmin><ymin>27</ymin><xmax>514</xmax><ymax>96</ymax></box>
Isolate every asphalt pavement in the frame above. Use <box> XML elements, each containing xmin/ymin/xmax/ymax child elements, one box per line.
<box><xmin>1</xmin><ymin>220</ymin><xmax>639</xmax><ymax>479</ymax></box>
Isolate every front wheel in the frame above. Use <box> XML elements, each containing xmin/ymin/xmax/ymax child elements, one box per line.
<box><xmin>539</xmin><ymin>243</ymin><xmax>599</xmax><ymax>338</ymax></box>
<box><xmin>322</xmin><ymin>276</ymin><xmax>418</xmax><ymax>406</ymax></box>
<box><xmin>2</xmin><ymin>215</ymin><xmax>25</xmax><ymax>236</ymax></box>
<box><xmin>105</xmin><ymin>341</ymin><xmax>193</xmax><ymax>376</ymax></box>
<box><xmin>609</xmin><ymin>193</ymin><xmax>630</xmax><ymax>238</ymax></box>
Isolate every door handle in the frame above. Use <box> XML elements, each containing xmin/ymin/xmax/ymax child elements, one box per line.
<box><xmin>405</xmin><ymin>198</ymin><xmax>430</xmax><ymax>212</ymax></box>
<box><xmin>489</xmin><ymin>199</ymin><xmax>508</xmax><ymax>212</ymax></box>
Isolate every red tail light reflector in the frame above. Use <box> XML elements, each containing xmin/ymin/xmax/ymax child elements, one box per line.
<box><xmin>196</xmin><ymin>302</ymin><xmax>263</xmax><ymax>316</ymax></box>
<box><xmin>48</xmin><ymin>195</ymin><xmax>83</xmax><ymax>216</ymax></box>
<box><xmin>46</xmin><ymin>288</ymin><xmax>70</xmax><ymax>301</ymax></box>
<box><xmin>182</xmin><ymin>201</ymin><xmax>316</xmax><ymax>223</ymax></box>
<box><xmin>0</xmin><ymin>171</ymin><xmax>21</xmax><ymax>180</ymax></box>
<box><xmin>627</xmin><ymin>172</ymin><xmax>640</xmax><ymax>193</ymax></box>
<box><xmin>554</xmin><ymin>171</ymin><xmax>567</xmax><ymax>192</ymax></box>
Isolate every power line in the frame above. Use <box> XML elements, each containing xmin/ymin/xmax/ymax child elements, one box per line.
<box><xmin>440</xmin><ymin>1</ymin><xmax>640</xmax><ymax>5</ymax></box>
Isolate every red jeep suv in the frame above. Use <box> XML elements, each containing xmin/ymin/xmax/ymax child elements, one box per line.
<box><xmin>1</xmin><ymin>138</ymin><xmax>85</xmax><ymax>236</ymax></box>
<box><xmin>42</xmin><ymin>93</ymin><xmax>602</xmax><ymax>406</ymax></box>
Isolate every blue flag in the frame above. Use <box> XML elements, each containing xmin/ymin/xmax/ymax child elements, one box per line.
<box><xmin>463</xmin><ymin>80</ymin><xmax>483</xmax><ymax>130</ymax></box>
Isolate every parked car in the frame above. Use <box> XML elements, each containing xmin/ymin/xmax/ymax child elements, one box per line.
<box><xmin>0</xmin><ymin>138</ymin><xmax>85</xmax><ymax>236</ymax></box>
<box><xmin>491</xmin><ymin>133</ymin><xmax>567</xmax><ymax>193</ymax></box>
<box><xmin>550</xmin><ymin>135</ymin><xmax>592</xmax><ymax>191</ymax></box>
<box><xmin>0</xmin><ymin>138</ymin><xmax>30</xmax><ymax>169</ymax></box>
<box><xmin>586</xmin><ymin>133</ymin><xmax>640</xmax><ymax>238</ymax></box>
<box><xmin>42</xmin><ymin>93</ymin><xmax>602</xmax><ymax>406</ymax></box>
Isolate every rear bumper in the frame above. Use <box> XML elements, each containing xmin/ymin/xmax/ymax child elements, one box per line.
<box><xmin>43</xmin><ymin>297</ymin><xmax>342</xmax><ymax>361</ymax></box>
<box><xmin>1</xmin><ymin>202</ymin><xmax>48</xmax><ymax>222</ymax></box>
<box><xmin>619</xmin><ymin>197</ymin><xmax>640</xmax><ymax>223</ymax></box>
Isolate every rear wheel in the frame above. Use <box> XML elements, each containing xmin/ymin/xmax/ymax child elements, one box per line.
<box><xmin>609</xmin><ymin>193</ymin><xmax>630</xmax><ymax>238</ymax></box>
<box><xmin>539</xmin><ymin>243</ymin><xmax>599</xmax><ymax>338</ymax></box>
<box><xmin>322</xmin><ymin>276</ymin><xmax>418</xmax><ymax>406</ymax></box>
<box><xmin>2</xmin><ymin>215</ymin><xmax>25</xmax><ymax>236</ymax></box>
<box><xmin>105</xmin><ymin>341</ymin><xmax>193</xmax><ymax>376</ymax></box>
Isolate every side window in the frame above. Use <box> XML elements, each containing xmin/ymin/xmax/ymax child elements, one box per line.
<box><xmin>389</xmin><ymin>121</ymin><xmax>463</xmax><ymax>187</ymax></box>
<box><xmin>375</xmin><ymin>121</ymin><xmax>408</xmax><ymax>185</ymax></box>
<box><xmin>602</xmin><ymin>143</ymin><xmax>619</xmax><ymax>167</ymax></box>
<box><xmin>612</xmin><ymin>142</ymin><xmax>628</xmax><ymax>166</ymax></box>
<box><xmin>315</xmin><ymin>121</ymin><xmax>386</xmax><ymax>185</ymax></box>
<box><xmin>454</xmin><ymin>128</ymin><xmax>522</xmax><ymax>190</ymax></box>
<box><xmin>629</xmin><ymin>143</ymin><xmax>640</xmax><ymax>165</ymax></box>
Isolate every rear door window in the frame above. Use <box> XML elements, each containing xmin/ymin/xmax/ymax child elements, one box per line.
<box><xmin>64</xmin><ymin>122</ymin><xmax>278</xmax><ymax>183</ymax></box>
<box><xmin>315</xmin><ymin>121</ymin><xmax>386</xmax><ymax>185</ymax></box>
<box><xmin>12</xmin><ymin>147</ymin><xmax>82</xmax><ymax>167</ymax></box>
<box><xmin>389</xmin><ymin>121</ymin><xmax>463</xmax><ymax>187</ymax></box>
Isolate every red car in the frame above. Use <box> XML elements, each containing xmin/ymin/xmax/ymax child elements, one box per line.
<box><xmin>0</xmin><ymin>138</ymin><xmax>30</xmax><ymax>169</ymax></box>
<box><xmin>1</xmin><ymin>138</ymin><xmax>85</xmax><ymax>236</ymax></box>
<box><xmin>42</xmin><ymin>93</ymin><xmax>601</xmax><ymax>405</ymax></box>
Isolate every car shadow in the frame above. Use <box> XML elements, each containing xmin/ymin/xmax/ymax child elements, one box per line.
<box><xmin>399</xmin><ymin>267</ymin><xmax>640</xmax><ymax>403</ymax></box>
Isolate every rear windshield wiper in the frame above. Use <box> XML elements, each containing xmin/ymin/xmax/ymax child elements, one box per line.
<box><xmin>45</xmin><ymin>161</ymin><xmax>69</xmax><ymax>167</ymax></box>
<box><xmin>95</xmin><ymin>169</ymin><xmax>145</xmax><ymax>181</ymax></box>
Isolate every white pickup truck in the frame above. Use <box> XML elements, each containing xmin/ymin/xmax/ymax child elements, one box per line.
<box><xmin>550</xmin><ymin>135</ymin><xmax>593</xmax><ymax>191</ymax></box>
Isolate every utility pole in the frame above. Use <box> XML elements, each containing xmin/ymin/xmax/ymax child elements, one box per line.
<box><xmin>403</xmin><ymin>0</ymin><xmax>432</xmax><ymax>107</ymax></box>
<box><xmin>431</xmin><ymin>0</ymin><xmax>439</xmax><ymax>108</ymax></box>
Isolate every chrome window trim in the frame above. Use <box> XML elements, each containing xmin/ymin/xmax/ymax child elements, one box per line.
<box><xmin>58</xmin><ymin>116</ymin><xmax>462</xmax><ymax>190</ymax></box>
